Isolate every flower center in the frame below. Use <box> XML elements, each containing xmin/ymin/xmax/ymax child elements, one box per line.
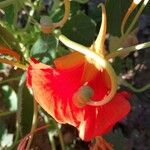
<box><xmin>73</xmin><ymin>85</ymin><xmax>94</xmax><ymax>107</ymax></box>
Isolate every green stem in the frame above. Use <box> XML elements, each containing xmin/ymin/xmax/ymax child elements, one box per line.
<box><xmin>55</xmin><ymin>123</ymin><xmax>65</xmax><ymax>150</ymax></box>
<box><xmin>8</xmin><ymin>74</ymin><xmax>26</xmax><ymax>150</ymax></box>
<box><xmin>15</xmin><ymin>74</ymin><xmax>26</xmax><ymax>142</ymax></box>
<box><xmin>0</xmin><ymin>77</ymin><xmax>21</xmax><ymax>85</ymax></box>
<box><xmin>121</xmin><ymin>79</ymin><xmax>150</xmax><ymax>93</ymax></box>
<box><xmin>13</xmin><ymin>5</ymin><xmax>19</xmax><ymax>28</ymax></box>
<box><xmin>50</xmin><ymin>134</ymin><xmax>56</xmax><ymax>150</ymax></box>
<box><xmin>106</xmin><ymin>41</ymin><xmax>150</xmax><ymax>59</ymax></box>
<box><xmin>26</xmin><ymin>100</ymin><xmax>38</xmax><ymax>150</ymax></box>
<box><xmin>125</xmin><ymin>0</ymin><xmax>149</xmax><ymax>36</ymax></box>
<box><xmin>0</xmin><ymin>34</ymin><xmax>13</xmax><ymax>49</ymax></box>
<box><xmin>0</xmin><ymin>0</ymin><xmax>15</xmax><ymax>8</ymax></box>
<box><xmin>21</xmin><ymin>0</ymin><xmax>38</xmax><ymax>31</ymax></box>
<box><xmin>0</xmin><ymin>111</ymin><xmax>16</xmax><ymax>117</ymax></box>
<box><xmin>41</xmin><ymin>112</ymin><xmax>56</xmax><ymax>150</ymax></box>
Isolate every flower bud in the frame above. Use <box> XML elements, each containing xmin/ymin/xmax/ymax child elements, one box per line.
<box><xmin>40</xmin><ymin>16</ymin><xmax>53</xmax><ymax>34</ymax></box>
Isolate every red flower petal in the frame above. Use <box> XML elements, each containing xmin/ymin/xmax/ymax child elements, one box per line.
<box><xmin>27</xmin><ymin>59</ymin><xmax>131</xmax><ymax>141</ymax></box>
<box><xmin>27</xmin><ymin>59</ymin><xmax>85</xmax><ymax>125</ymax></box>
<box><xmin>78</xmin><ymin>92</ymin><xmax>131</xmax><ymax>141</ymax></box>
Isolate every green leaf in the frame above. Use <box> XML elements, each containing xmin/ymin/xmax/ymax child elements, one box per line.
<box><xmin>56</xmin><ymin>45</ymin><xmax>70</xmax><ymax>57</ymax></box>
<box><xmin>4</xmin><ymin>5</ymin><xmax>14</xmax><ymax>25</ymax></box>
<box><xmin>87</xmin><ymin>5</ymin><xmax>101</xmax><ymax>22</ymax></box>
<box><xmin>70</xmin><ymin>1</ymin><xmax>81</xmax><ymax>16</ymax></box>
<box><xmin>21</xmin><ymin>86</ymin><xmax>34</xmax><ymax>136</ymax></box>
<box><xmin>112</xmin><ymin>57</ymin><xmax>124</xmax><ymax>75</ymax></box>
<box><xmin>17</xmin><ymin>73</ymin><xmax>34</xmax><ymax>136</ymax></box>
<box><xmin>62</xmin><ymin>13</ymin><xmax>96</xmax><ymax>46</ymax></box>
<box><xmin>31</xmin><ymin>34</ymin><xmax>57</xmax><ymax>64</ymax></box>
<box><xmin>106</xmin><ymin>0</ymin><xmax>131</xmax><ymax>37</ymax></box>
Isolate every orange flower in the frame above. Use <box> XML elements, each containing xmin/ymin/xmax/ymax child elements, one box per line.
<box><xmin>27</xmin><ymin>52</ymin><xmax>130</xmax><ymax>141</ymax></box>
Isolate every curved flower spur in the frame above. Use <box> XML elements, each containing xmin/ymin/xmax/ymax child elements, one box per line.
<box><xmin>27</xmin><ymin>4</ymin><xmax>131</xmax><ymax>141</ymax></box>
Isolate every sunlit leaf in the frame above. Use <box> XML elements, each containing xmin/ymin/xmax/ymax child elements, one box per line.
<box><xmin>0</xmin><ymin>130</ymin><xmax>14</xmax><ymax>148</ymax></box>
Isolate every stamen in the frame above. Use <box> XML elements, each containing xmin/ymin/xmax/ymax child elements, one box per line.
<box><xmin>93</xmin><ymin>3</ymin><xmax>107</xmax><ymax>56</ymax></box>
<box><xmin>73</xmin><ymin>85</ymin><xmax>94</xmax><ymax>107</ymax></box>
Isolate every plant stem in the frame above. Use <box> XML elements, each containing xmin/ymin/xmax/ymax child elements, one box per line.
<box><xmin>125</xmin><ymin>0</ymin><xmax>149</xmax><ymax>36</ymax></box>
<box><xmin>0</xmin><ymin>58</ymin><xmax>27</xmax><ymax>70</ymax></box>
<box><xmin>53</xmin><ymin>0</ymin><xmax>70</xmax><ymax>28</ymax></box>
<box><xmin>106</xmin><ymin>41</ymin><xmax>150</xmax><ymax>59</ymax></box>
<box><xmin>58</xmin><ymin>34</ymin><xmax>117</xmax><ymax>106</ymax></box>
<box><xmin>21</xmin><ymin>0</ymin><xmax>39</xmax><ymax>31</ymax></box>
<box><xmin>17</xmin><ymin>125</ymin><xmax>50</xmax><ymax>150</ymax></box>
<box><xmin>55</xmin><ymin>123</ymin><xmax>65</xmax><ymax>150</ymax></box>
<box><xmin>41</xmin><ymin>112</ymin><xmax>56</xmax><ymax>150</ymax></box>
<box><xmin>121</xmin><ymin>79</ymin><xmax>150</xmax><ymax>93</ymax></box>
<box><xmin>0</xmin><ymin>77</ymin><xmax>21</xmax><ymax>85</ymax></box>
<box><xmin>0</xmin><ymin>46</ymin><xmax>20</xmax><ymax>61</ymax></box>
<box><xmin>9</xmin><ymin>74</ymin><xmax>26</xmax><ymax>150</ymax></box>
<box><xmin>121</xmin><ymin>0</ymin><xmax>141</xmax><ymax>36</ymax></box>
<box><xmin>0</xmin><ymin>111</ymin><xmax>16</xmax><ymax>117</ymax></box>
<box><xmin>0</xmin><ymin>0</ymin><xmax>15</xmax><ymax>8</ymax></box>
<box><xmin>26</xmin><ymin>99</ymin><xmax>38</xmax><ymax>150</ymax></box>
<box><xmin>50</xmin><ymin>134</ymin><xmax>56</xmax><ymax>150</ymax></box>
